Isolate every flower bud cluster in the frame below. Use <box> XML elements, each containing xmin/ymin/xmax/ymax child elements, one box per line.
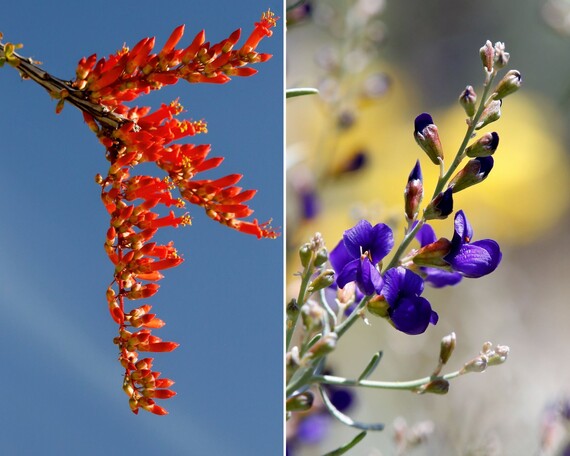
<box><xmin>406</xmin><ymin>41</ymin><xmax>520</xmax><ymax>230</ymax></box>
<box><xmin>460</xmin><ymin>341</ymin><xmax>509</xmax><ymax>374</ymax></box>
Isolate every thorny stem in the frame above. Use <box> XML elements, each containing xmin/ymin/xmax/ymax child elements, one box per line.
<box><xmin>0</xmin><ymin>43</ymin><xmax>127</xmax><ymax>129</ymax></box>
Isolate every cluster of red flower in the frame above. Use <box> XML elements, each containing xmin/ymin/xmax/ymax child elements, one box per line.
<box><xmin>75</xmin><ymin>11</ymin><xmax>277</xmax><ymax>414</ymax></box>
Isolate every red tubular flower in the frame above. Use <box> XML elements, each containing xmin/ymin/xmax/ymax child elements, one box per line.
<box><xmin>66</xmin><ymin>11</ymin><xmax>280</xmax><ymax>415</ymax></box>
<box><xmin>240</xmin><ymin>10</ymin><xmax>277</xmax><ymax>54</ymax></box>
<box><xmin>159</xmin><ymin>25</ymin><xmax>185</xmax><ymax>59</ymax></box>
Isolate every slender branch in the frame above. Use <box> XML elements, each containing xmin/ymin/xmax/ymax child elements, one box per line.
<box><xmin>323</xmin><ymin>431</ymin><xmax>367</xmax><ymax>456</ymax></box>
<box><xmin>0</xmin><ymin>42</ymin><xmax>127</xmax><ymax>129</ymax></box>
<box><xmin>286</xmin><ymin>265</ymin><xmax>315</xmax><ymax>349</ymax></box>
<box><xmin>286</xmin><ymin>87</ymin><xmax>319</xmax><ymax>98</ymax></box>
<box><xmin>334</xmin><ymin>295</ymin><xmax>370</xmax><ymax>338</ymax></box>
<box><xmin>383</xmin><ymin>71</ymin><xmax>498</xmax><ymax>271</ymax></box>
<box><xmin>314</xmin><ymin>371</ymin><xmax>462</xmax><ymax>390</ymax></box>
<box><xmin>383</xmin><ymin>218</ymin><xmax>425</xmax><ymax>272</ymax></box>
<box><xmin>431</xmin><ymin>71</ymin><xmax>498</xmax><ymax>198</ymax></box>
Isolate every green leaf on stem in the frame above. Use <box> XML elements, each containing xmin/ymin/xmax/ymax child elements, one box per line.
<box><xmin>322</xmin><ymin>431</ymin><xmax>367</xmax><ymax>456</ymax></box>
<box><xmin>318</xmin><ymin>385</ymin><xmax>384</xmax><ymax>431</ymax></box>
<box><xmin>286</xmin><ymin>87</ymin><xmax>319</xmax><ymax>98</ymax></box>
<box><xmin>357</xmin><ymin>351</ymin><xmax>383</xmax><ymax>381</ymax></box>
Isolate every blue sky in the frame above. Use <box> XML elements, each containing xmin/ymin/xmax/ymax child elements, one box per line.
<box><xmin>0</xmin><ymin>1</ymin><xmax>283</xmax><ymax>454</ymax></box>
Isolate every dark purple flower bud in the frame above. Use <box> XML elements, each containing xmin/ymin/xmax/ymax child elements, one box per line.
<box><xmin>404</xmin><ymin>160</ymin><xmax>423</xmax><ymax>221</ymax></box>
<box><xmin>444</xmin><ymin>210</ymin><xmax>502</xmax><ymax>278</ymax></box>
<box><xmin>424</xmin><ymin>187</ymin><xmax>453</xmax><ymax>220</ymax></box>
<box><xmin>381</xmin><ymin>267</ymin><xmax>438</xmax><ymax>335</ymax></box>
<box><xmin>449</xmin><ymin>156</ymin><xmax>494</xmax><ymax>193</ymax></box>
<box><xmin>459</xmin><ymin>85</ymin><xmax>477</xmax><ymax>117</ymax></box>
<box><xmin>414</xmin><ymin>113</ymin><xmax>444</xmax><ymax>165</ymax></box>
<box><xmin>465</xmin><ymin>132</ymin><xmax>499</xmax><ymax>158</ymax></box>
<box><xmin>329</xmin><ymin>220</ymin><xmax>394</xmax><ymax>295</ymax></box>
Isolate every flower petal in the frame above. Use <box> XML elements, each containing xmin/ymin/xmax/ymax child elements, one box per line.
<box><xmin>382</xmin><ymin>267</ymin><xmax>424</xmax><ymax>304</ymax></box>
<box><xmin>356</xmin><ymin>258</ymin><xmax>383</xmax><ymax>295</ymax></box>
<box><xmin>330</xmin><ymin>240</ymin><xmax>355</xmax><ymax>276</ymax></box>
<box><xmin>451</xmin><ymin>210</ymin><xmax>474</xmax><ymax>246</ymax></box>
<box><xmin>369</xmin><ymin>223</ymin><xmax>395</xmax><ymax>264</ymax></box>
<box><xmin>335</xmin><ymin>259</ymin><xmax>359</xmax><ymax>289</ymax></box>
<box><xmin>389</xmin><ymin>295</ymin><xmax>433</xmax><ymax>335</ymax></box>
<box><xmin>422</xmin><ymin>267</ymin><xmax>463</xmax><ymax>288</ymax></box>
<box><xmin>343</xmin><ymin>220</ymin><xmax>374</xmax><ymax>258</ymax></box>
<box><xmin>416</xmin><ymin>223</ymin><xmax>437</xmax><ymax>246</ymax></box>
<box><xmin>448</xmin><ymin>240</ymin><xmax>502</xmax><ymax>277</ymax></box>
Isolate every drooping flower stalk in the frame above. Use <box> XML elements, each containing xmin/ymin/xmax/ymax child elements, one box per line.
<box><xmin>1</xmin><ymin>11</ymin><xmax>278</xmax><ymax>415</ymax></box>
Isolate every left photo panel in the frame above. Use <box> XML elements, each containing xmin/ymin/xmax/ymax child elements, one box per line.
<box><xmin>0</xmin><ymin>1</ymin><xmax>283</xmax><ymax>455</ymax></box>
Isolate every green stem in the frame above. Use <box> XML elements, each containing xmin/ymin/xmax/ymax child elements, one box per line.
<box><xmin>314</xmin><ymin>370</ymin><xmax>463</xmax><ymax>390</ymax></box>
<box><xmin>431</xmin><ymin>71</ymin><xmax>498</xmax><ymax>199</ymax></box>
<box><xmin>335</xmin><ymin>295</ymin><xmax>371</xmax><ymax>338</ymax></box>
<box><xmin>287</xmin><ymin>295</ymin><xmax>370</xmax><ymax>397</ymax></box>
<box><xmin>383</xmin><ymin>218</ymin><xmax>425</xmax><ymax>272</ymax></box>
<box><xmin>286</xmin><ymin>365</ymin><xmax>317</xmax><ymax>397</ymax></box>
<box><xmin>323</xmin><ymin>431</ymin><xmax>367</xmax><ymax>456</ymax></box>
<box><xmin>286</xmin><ymin>263</ymin><xmax>316</xmax><ymax>350</ymax></box>
<box><xmin>286</xmin><ymin>87</ymin><xmax>319</xmax><ymax>98</ymax></box>
<box><xmin>383</xmin><ymin>71</ymin><xmax>499</xmax><ymax>272</ymax></box>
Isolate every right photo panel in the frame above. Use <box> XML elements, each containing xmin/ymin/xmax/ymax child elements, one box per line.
<box><xmin>285</xmin><ymin>1</ymin><xmax>570</xmax><ymax>455</ymax></box>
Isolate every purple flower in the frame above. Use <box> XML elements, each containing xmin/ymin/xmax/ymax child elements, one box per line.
<box><xmin>382</xmin><ymin>267</ymin><xmax>438</xmax><ymax>335</ymax></box>
<box><xmin>416</xmin><ymin>224</ymin><xmax>463</xmax><ymax>288</ymax></box>
<box><xmin>330</xmin><ymin>220</ymin><xmax>394</xmax><ymax>295</ymax></box>
<box><xmin>444</xmin><ymin>210</ymin><xmax>502</xmax><ymax>278</ymax></box>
